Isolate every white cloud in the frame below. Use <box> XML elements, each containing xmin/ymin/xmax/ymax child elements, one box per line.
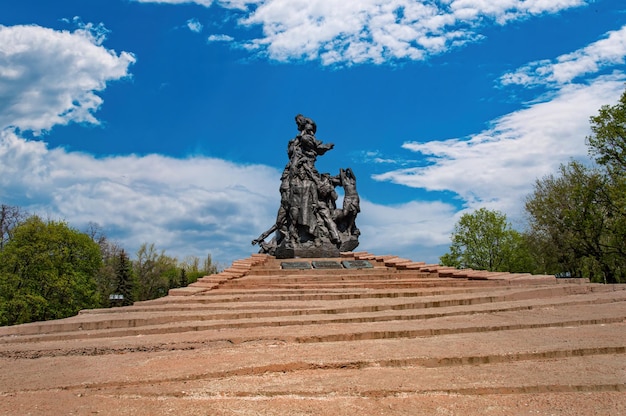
<box><xmin>0</xmin><ymin>26</ymin><xmax>135</xmax><ymax>132</ymax></box>
<box><xmin>0</xmin><ymin>128</ymin><xmax>281</xmax><ymax>263</ymax></box>
<box><xmin>134</xmin><ymin>0</ymin><xmax>589</xmax><ymax>65</ymax></box>
<box><xmin>0</xmin><ymin>24</ymin><xmax>135</xmax><ymax>133</ymax></box>
<box><xmin>449</xmin><ymin>0</ymin><xmax>587</xmax><ymax>25</ymax></box>
<box><xmin>239</xmin><ymin>1</ymin><xmax>450</xmax><ymax>64</ymax></box>
<box><xmin>239</xmin><ymin>0</ymin><xmax>588</xmax><ymax>64</ymax></box>
<box><xmin>373</xmin><ymin>75</ymin><xmax>626</xmax><ymax>221</ymax></box>
<box><xmin>501</xmin><ymin>24</ymin><xmax>626</xmax><ymax>87</ymax></box>
<box><xmin>186</xmin><ymin>18</ymin><xmax>204</xmax><ymax>33</ymax></box>
<box><xmin>208</xmin><ymin>34</ymin><xmax>235</xmax><ymax>42</ymax></box>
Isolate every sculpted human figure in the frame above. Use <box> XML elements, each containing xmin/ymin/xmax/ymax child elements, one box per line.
<box><xmin>294</xmin><ymin>114</ymin><xmax>334</xmax><ymax>165</ymax></box>
<box><xmin>337</xmin><ymin>168</ymin><xmax>360</xmax><ymax>236</ymax></box>
<box><xmin>315</xmin><ymin>173</ymin><xmax>341</xmax><ymax>244</ymax></box>
<box><xmin>289</xmin><ymin>167</ymin><xmax>319</xmax><ymax>238</ymax></box>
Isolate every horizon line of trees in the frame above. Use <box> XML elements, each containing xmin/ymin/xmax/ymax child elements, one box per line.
<box><xmin>440</xmin><ymin>86</ymin><xmax>626</xmax><ymax>284</ymax></box>
<box><xmin>0</xmin><ymin>210</ymin><xmax>219</xmax><ymax>326</ymax></box>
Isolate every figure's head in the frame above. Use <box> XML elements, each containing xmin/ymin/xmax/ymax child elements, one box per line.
<box><xmin>295</xmin><ymin>114</ymin><xmax>317</xmax><ymax>134</ymax></box>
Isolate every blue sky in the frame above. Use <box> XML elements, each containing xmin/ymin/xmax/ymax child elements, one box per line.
<box><xmin>1</xmin><ymin>0</ymin><xmax>625</xmax><ymax>266</ymax></box>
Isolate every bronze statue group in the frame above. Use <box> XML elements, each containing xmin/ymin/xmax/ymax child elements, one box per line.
<box><xmin>253</xmin><ymin>115</ymin><xmax>360</xmax><ymax>258</ymax></box>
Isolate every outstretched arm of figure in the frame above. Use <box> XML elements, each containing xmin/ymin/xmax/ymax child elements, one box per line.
<box><xmin>317</xmin><ymin>142</ymin><xmax>334</xmax><ymax>155</ymax></box>
<box><xmin>252</xmin><ymin>223</ymin><xmax>278</xmax><ymax>245</ymax></box>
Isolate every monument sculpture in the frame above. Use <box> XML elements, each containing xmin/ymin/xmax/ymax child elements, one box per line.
<box><xmin>252</xmin><ymin>114</ymin><xmax>360</xmax><ymax>258</ymax></box>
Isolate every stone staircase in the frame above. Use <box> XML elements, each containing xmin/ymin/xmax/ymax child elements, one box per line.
<box><xmin>0</xmin><ymin>252</ymin><xmax>625</xmax><ymax>415</ymax></box>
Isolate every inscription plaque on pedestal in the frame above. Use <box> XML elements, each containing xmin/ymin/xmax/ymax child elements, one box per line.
<box><xmin>281</xmin><ymin>261</ymin><xmax>311</xmax><ymax>270</ymax></box>
<box><xmin>311</xmin><ymin>261</ymin><xmax>344</xmax><ymax>269</ymax></box>
<box><xmin>342</xmin><ymin>260</ymin><xmax>373</xmax><ymax>269</ymax></box>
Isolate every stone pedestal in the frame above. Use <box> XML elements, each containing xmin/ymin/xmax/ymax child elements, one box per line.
<box><xmin>275</xmin><ymin>241</ymin><xmax>340</xmax><ymax>259</ymax></box>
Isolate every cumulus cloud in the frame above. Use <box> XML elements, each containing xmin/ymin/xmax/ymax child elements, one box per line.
<box><xmin>240</xmin><ymin>0</ymin><xmax>576</xmax><ymax>64</ymax></box>
<box><xmin>501</xmin><ymin>25</ymin><xmax>626</xmax><ymax>87</ymax></box>
<box><xmin>134</xmin><ymin>0</ymin><xmax>588</xmax><ymax>65</ymax></box>
<box><xmin>0</xmin><ymin>128</ymin><xmax>281</xmax><ymax>263</ymax></box>
<box><xmin>0</xmin><ymin>24</ymin><xmax>135</xmax><ymax>133</ymax></box>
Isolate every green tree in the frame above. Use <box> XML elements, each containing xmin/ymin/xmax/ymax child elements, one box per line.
<box><xmin>0</xmin><ymin>216</ymin><xmax>101</xmax><ymax>325</ymax></box>
<box><xmin>179</xmin><ymin>268</ymin><xmax>188</xmax><ymax>287</ymax></box>
<box><xmin>525</xmin><ymin>162</ymin><xmax>614</xmax><ymax>280</ymax></box>
<box><xmin>587</xmin><ymin>87</ymin><xmax>626</xmax><ymax>281</ymax></box>
<box><xmin>114</xmin><ymin>249</ymin><xmax>135</xmax><ymax>306</ymax></box>
<box><xmin>524</xmin><ymin>88</ymin><xmax>626</xmax><ymax>283</ymax></box>
<box><xmin>202</xmin><ymin>253</ymin><xmax>219</xmax><ymax>276</ymax></box>
<box><xmin>85</xmin><ymin>222</ymin><xmax>124</xmax><ymax>306</ymax></box>
<box><xmin>179</xmin><ymin>254</ymin><xmax>219</xmax><ymax>284</ymax></box>
<box><xmin>133</xmin><ymin>243</ymin><xmax>178</xmax><ymax>300</ymax></box>
<box><xmin>587</xmin><ymin>88</ymin><xmax>626</xmax><ymax>174</ymax></box>
<box><xmin>440</xmin><ymin>208</ymin><xmax>532</xmax><ymax>272</ymax></box>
